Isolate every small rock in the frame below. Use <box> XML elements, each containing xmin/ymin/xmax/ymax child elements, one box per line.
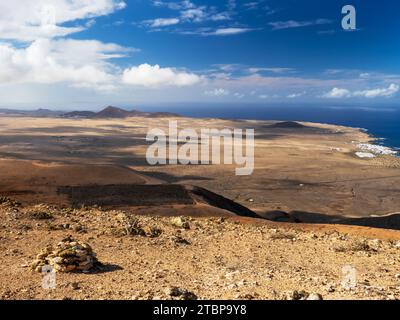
<box><xmin>70</xmin><ymin>282</ymin><xmax>80</xmax><ymax>290</ymax></box>
<box><xmin>307</xmin><ymin>293</ymin><xmax>323</xmax><ymax>300</ymax></box>
<box><xmin>146</xmin><ymin>227</ymin><xmax>162</xmax><ymax>238</ymax></box>
<box><xmin>287</xmin><ymin>290</ymin><xmax>309</xmax><ymax>300</ymax></box>
<box><xmin>367</xmin><ymin>239</ymin><xmax>381</xmax><ymax>250</ymax></box>
<box><xmin>172</xmin><ymin>235</ymin><xmax>191</xmax><ymax>245</ymax></box>
<box><xmin>240</xmin><ymin>293</ymin><xmax>256</xmax><ymax>300</ymax></box>
<box><xmin>217</xmin><ymin>217</ymin><xmax>226</xmax><ymax>224</ymax></box>
<box><xmin>171</xmin><ymin>217</ymin><xmax>190</xmax><ymax>230</ymax></box>
<box><xmin>325</xmin><ymin>284</ymin><xmax>336</xmax><ymax>293</ymax></box>
<box><xmin>166</xmin><ymin>287</ymin><xmax>197</xmax><ymax>300</ymax></box>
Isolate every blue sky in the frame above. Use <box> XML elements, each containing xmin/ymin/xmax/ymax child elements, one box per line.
<box><xmin>0</xmin><ymin>0</ymin><xmax>399</xmax><ymax>110</ymax></box>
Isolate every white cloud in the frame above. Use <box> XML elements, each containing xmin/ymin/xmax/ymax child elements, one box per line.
<box><xmin>248</xmin><ymin>67</ymin><xmax>294</xmax><ymax>74</ymax></box>
<box><xmin>213</xmin><ymin>74</ymin><xmax>343</xmax><ymax>89</ymax></box>
<box><xmin>147</xmin><ymin>18</ymin><xmax>180</xmax><ymax>27</ymax></box>
<box><xmin>288</xmin><ymin>92</ymin><xmax>306</xmax><ymax>98</ymax></box>
<box><xmin>180</xmin><ymin>8</ymin><xmax>207</xmax><ymax>22</ymax></box>
<box><xmin>148</xmin><ymin>0</ymin><xmax>232</xmax><ymax>30</ymax></box>
<box><xmin>323</xmin><ymin>84</ymin><xmax>399</xmax><ymax>99</ymax></box>
<box><xmin>0</xmin><ymin>1</ymin><xmax>209</xmax><ymax>106</ymax></box>
<box><xmin>0</xmin><ymin>1</ymin><xmax>140</xmax><ymax>91</ymax></box>
<box><xmin>210</xmin><ymin>12</ymin><xmax>232</xmax><ymax>21</ymax></box>
<box><xmin>234</xmin><ymin>92</ymin><xmax>245</xmax><ymax>99</ymax></box>
<box><xmin>0</xmin><ymin>39</ymin><xmax>130</xmax><ymax>89</ymax></box>
<box><xmin>0</xmin><ymin>1</ymin><xmax>202</xmax><ymax>92</ymax></box>
<box><xmin>353</xmin><ymin>84</ymin><xmax>399</xmax><ymax>98</ymax></box>
<box><xmin>183</xmin><ymin>28</ymin><xmax>253</xmax><ymax>37</ymax></box>
<box><xmin>204</xmin><ymin>88</ymin><xmax>230</xmax><ymax>96</ymax></box>
<box><xmin>213</xmin><ymin>64</ymin><xmax>242</xmax><ymax>72</ymax></box>
<box><xmin>212</xmin><ymin>28</ymin><xmax>253</xmax><ymax>36</ymax></box>
<box><xmin>122</xmin><ymin>64</ymin><xmax>202</xmax><ymax>88</ymax></box>
<box><xmin>243</xmin><ymin>2</ymin><xmax>261</xmax><ymax>10</ymax></box>
<box><xmin>0</xmin><ymin>0</ymin><xmax>126</xmax><ymax>41</ymax></box>
<box><xmin>269</xmin><ymin>19</ymin><xmax>331</xmax><ymax>30</ymax></box>
<box><xmin>322</xmin><ymin>88</ymin><xmax>351</xmax><ymax>98</ymax></box>
<box><xmin>152</xmin><ymin>1</ymin><xmax>195</xmax><ymax>11</ymax></box>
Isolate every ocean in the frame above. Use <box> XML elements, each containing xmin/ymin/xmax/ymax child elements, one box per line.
<box><xmin>143</xmin><ymin>104</ymin><xmax>400</xmax><ymax>151</ymax></box>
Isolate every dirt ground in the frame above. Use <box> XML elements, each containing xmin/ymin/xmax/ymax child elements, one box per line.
<box><xmin>1</xmin><ymin>203</ymin><xmax>400</xmax><ymax>300</ymax></box>
<box><xmin>0</xmin><ymin>116</ymin><xmax>399</xmax><ymax>219</ymax></box>
<box><xmin>1</xmin><ymin>115</ymin><xmax>400</xmax><ymax>300</ymax></box>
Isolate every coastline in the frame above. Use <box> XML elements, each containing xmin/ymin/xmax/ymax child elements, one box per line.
<box><xmin>0</xmin><ymin>114</ymin><xmax>400</xmax><ymax>217</ymax></box>
<box><xmin>168</xmin><ymin>105</ymin><xmax>400</xmax><ymax>157</ymax></box>
<box><xmin>352</xmin><ymin>128</ymin><xmax>399</xmax><ymax>159</ymax></box>
<box><xmin>2</xmin><ymin>115</ymin><xmax>400</xmax><ymax>301</ymax></box>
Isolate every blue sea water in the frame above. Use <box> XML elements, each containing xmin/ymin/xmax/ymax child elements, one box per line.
<box><xmin>143</xmin><ymin>104</ymin><xmax>400</xmax><ymax>151</ymax></box>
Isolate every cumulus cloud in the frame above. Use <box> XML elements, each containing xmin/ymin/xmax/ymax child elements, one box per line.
<box><xmin>0</xmin><ymin>1</ymin><xmax>202</xmax><ymax>92</ymax></box>
<box><xmin>0</xmin><ymin>39</ymin><xmax>130</xmax><ymax>89</ymax></box>
<box><xmin>323</xmin><ymin>84</ymin><xmax>399</xmax><ymax>99</ymax></box>
<box><xmin>322</xmin><ymin>88</ymin><xmax>351</xmax><ymax>98</ymax></box>
<box><xmin>0</xmin><ymin>1</ymin><xmax>153</xmax><ymax>91</ymax></box>
<box><xmin>0</xmin><ymin>0</ymin><xmax>126</xmax><ymax>41</ymax></box>
<box><xmin>122</xmin><ymin>64</ymin><xmax>202</xmax><ymax>88</ymax></box>
<box><xmin>353</xmin><ymin>84</ymin><xmax>399</xmax><ymax>98</ymax></box>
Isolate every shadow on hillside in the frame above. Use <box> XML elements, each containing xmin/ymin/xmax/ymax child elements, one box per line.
<box><xmin>261</xmin><ymin>210</ymin><xmax>400</xmax><ymax>231</ymax></box>
<box><xmin>138</xmin><ymin>171</ymin><xmax>214</xmax><ymax>183</ymax></box>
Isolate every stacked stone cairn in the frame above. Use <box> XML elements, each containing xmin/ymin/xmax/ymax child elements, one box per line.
<box><xmin>31</xmin><ymin>236</ymin><xmax>98</xmax><ymax>273</ymax></box>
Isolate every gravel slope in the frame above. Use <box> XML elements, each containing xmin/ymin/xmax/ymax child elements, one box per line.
<box><xmin>1</xmin><ymin>201</ymin><xmax>400</xmax><ymax>300</ymax></box>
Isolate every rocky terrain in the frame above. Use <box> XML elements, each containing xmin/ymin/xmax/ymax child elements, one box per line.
<box><xmin>1</xmin><ymin>115</ymin><xmax>400</xmax><ymax>300</ymax></box>
<box><xmin>1</xmin><ymin>198</ymin><xmax>400</xmax><ymax>300</ymax></box>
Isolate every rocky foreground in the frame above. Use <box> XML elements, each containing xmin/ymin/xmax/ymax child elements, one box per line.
<box><xmin>1</xmin><ymin>198</ymin><xmax>400</xmax><ymax>300</ymax></box>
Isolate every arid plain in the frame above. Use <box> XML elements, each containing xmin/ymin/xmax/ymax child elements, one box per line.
<box><xmin>1</xmin><ymin>112</ymin><xmax>400</xmax><ymax>300</ymax></box>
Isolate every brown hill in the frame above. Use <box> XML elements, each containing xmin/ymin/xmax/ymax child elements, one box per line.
<box><xmin>64</xmin><ymin>106</ymin><xmax>180</xmax><ymax>119</ymax></box>
<box><xmin>0</xmin><ymin>159</ymin><xmax>261</xmax><ymax>219</ymax></box>
<box><xmin>269</xmin><ymin>121</ymin><xmax>307</xmax><ymax>129</ymax></box>
<box><xmin>94</xmin><ymin>106</ymin><xmax>133</xmax><ymax>118</ymax></box>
